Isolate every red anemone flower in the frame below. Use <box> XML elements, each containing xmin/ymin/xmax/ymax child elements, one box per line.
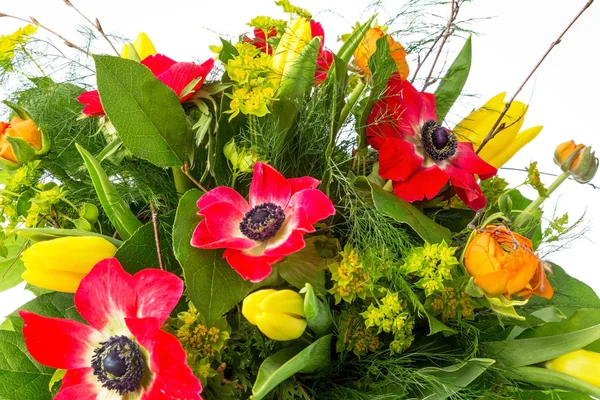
<box><xmin>20</xmin><ymin>259</ymin><xmax>202</xmax><ymax>400</ymax></box>
<box><xmin>243</xmin><ymin>27</ymin><xmax>278</xmax><ymax>55</ymax></box>
<box><xmin>191</xmin><ymin>162</ymin><xmax>335</xmax><ymax>282</ymax></box>
<box><xmin>77</xmin><ymin>55</ymin><xmax>214</xmax><ymax>117</ymax></box>
<box><xmin>367</xmin><ymin>74</ymin><xmax>497</xmax><ymax>210</ymax></box>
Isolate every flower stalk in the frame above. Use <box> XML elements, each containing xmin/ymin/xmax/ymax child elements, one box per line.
<box><xmin>513</xmin><ymin>170</ymin><xmax>569</xmax><ymax>229</ymax></box>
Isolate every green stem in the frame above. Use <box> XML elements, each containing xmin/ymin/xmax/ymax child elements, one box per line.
<box><xmin>172</xmin><ymin>167</ymin><xmax>196</xmax><ymax>195</ymax></box>
<box><xmin>337</xmin><ymin>80</ymin><xmax>366</xmax><ymax>130</ymax></box>
<box><xmin>513</xmin><ymin>171</ymin><xmax>570</xmax><ymax>228</ymax></box>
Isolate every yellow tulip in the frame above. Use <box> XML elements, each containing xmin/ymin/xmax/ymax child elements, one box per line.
<box><xmin>120</xmin><ymin>32</ymin><xmax>157</xmax><ymax>62</ymax></box>
<box><xmin>268</xmin><ymin>17</ymin><xmax>313</xmax><ymax>88</ymax></box>
<box><xmin>546</xmin><ymin>349</ymin><xmax>600</xmax><ymax>388</ymax></box>
<box><xmin>21</xmin><ymin>236</ymin><xmax>118</xmax><ymax>293</ymax></box>
<box><xmin>242</xmin><ymin>289</ymin><xmax>307</xmax><ymax>341</ymax></box>
<box><xmin>454</xmin><ymin>93</ymin><xmax>543</xmax><ymax>168</ymax></box>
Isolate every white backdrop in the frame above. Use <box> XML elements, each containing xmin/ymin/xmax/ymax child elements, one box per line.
<box><xmin>1</xmin><ymin>0</ymin><xmax>599</xmax><ymax>320</ymax></box>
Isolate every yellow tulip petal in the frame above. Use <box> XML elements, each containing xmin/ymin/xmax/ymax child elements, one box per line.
<box><xmin>260</xmin><ymin>289</ymin><xmax>305</xmax><ymax>317</ymax></box>
<box><xmin>455</xmin><ymin>92</ymin><xmax>507</xmax><ymax>145</ymax></box>
<box><xmin>489</xmin><ymin>125</ymin><xmax>543</xmax><ymax>168</ymax></box>
<box><xmin>255</xmin><ymin>312</ymin><xmax>307</xmax><ymax>341</ymax></box>
<box><xmin>120</xmin><ymin>43</ymin><xmax>131</xmax><ymax>59</ymax></box>
<box><xmin>22</xmin><ymin>269</ymin><xmax>86</xmax><ymax>293</ymax></box>
<box><xmin>269</xmin><ymin>17</ymin><xmax>312</xmax><ymax>88</ymax></box>
<box><xmin>242</xmin><ymin>289</ymin><xmax>277</xmax><ymax>325</ymax></box>
<box><xmin>546</xmin><ymin>350</ymin><xmax>600</xmax><ymax>388</ymax></box>
<box><xmin>133</xmin><ymin>32</ymin><xmax>157</xmax><ymax>61</ymax></box>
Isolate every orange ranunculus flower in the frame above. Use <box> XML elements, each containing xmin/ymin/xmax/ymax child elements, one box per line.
<box><xmin>0</xmin><ymin>116</ymin><xmax>42</xmax><ymax>164</ymax></box>
<box><xmin>464</xmin><ymin>226</ymin><xmax>553</xmax><ymax>300</ymax></box>
<box><xmin>354</xmin><ymin>27</ymin><xmax>409</xmax><ymax>79</ymax></box>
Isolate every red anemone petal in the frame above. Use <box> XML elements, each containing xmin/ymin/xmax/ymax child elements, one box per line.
<box><xmin>452</xmin><ymin>142</ymin><xmax>498</xmax><ymax>179</ymax></box>
<box><xmin>19</xmin><ymin>311</ymin><xmax>96</xmax><ymax>370</ymax></box>
<box><xmin>133</xmin><ymin>269</ymin><xmax>183</xmax><ymax>326</ymax></box>
<box><xmin>155</xmin><ymin>59</ymin><xmax>214</xmax><ymax>101</ymax></box>
<box><xmin>263</xmin><ymin>230</ymin><xmax>306</xmax><ymax>257</ymax></box>
<box><xmin>399</xmin><ymin>79</ymin><xmax>437</xmax><ymax>132</ymax></box>
<box><xmin>200</xmin><ymin>201</ymin><xmax>248</xmax><ymax>242</ymax></box>
<box><xmin>443</xmin><ymin>163</ymin><xmax>487</xmax><ymax>210</ymax></box>
<box><xmin>126</xmin><ymin>318</ymin><xmax>202</xmax><ymax>400</ymax></box>
<box><xmin>287</xmin><ymin>176</ymin><xmax>320</xmax><ymax>195</ymax></box>
<box><xmin>74</xmin><ymin>258</ymin><xmax>136</xmax><ymax>332</ymax></box>
<box><xmin>141</xmin><ymin>54</ymin><xmax>177</xmax><ymax>76</ymax></box>
<box><xmin>191</xmin><ymin>220</ymin><xmax>256</xmax><ymax>250</ymax></box>
<box><xmin>310</xmin><ymin>20</ymin><xmax>325</xmax><ymax>42</ymax></box>
<box><xmin>392</xmin><ymin>164</ymin><xmax>449</xmax><ymax>202</ymax></box>
<box><xmin>366</xmin><ymin>73</ymin><xmax>405</xmax><ymax>150</ymax></box>
<box><xmin>55</xmin><ymin>368</ymin><xmax>97</xmax><ymax>400</ymax></box>
<box><xmin>249</xmin><ymin>162</ymin><xmax>291</xmax><ymax>208</ymax></box>
<box><xmin>285</xmin><ymin>189</ymin><xmax>335</xmax><ymax>225</ymax></box>
<box><xmin>76</xmin><ymin>90</ymin><xmax>105</xmax><ymax>117</ymax></box>
<box><xmin>378</xmin><ymin>137</ymin><xmax>424</xmax><ymax>181</ymax></box>
<box><xmin>197</xmin><ymin>186</ymin><xmax>250</xmax><ymax>214</ymax></box>
<box><xmin>223</xmin><ymin>249</ymin><xmax>278</xmax><ymax>282</ymax></box>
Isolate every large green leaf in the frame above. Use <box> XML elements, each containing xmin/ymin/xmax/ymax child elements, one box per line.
<box><xmin>252</xmin><ymin>335</ymin><xmax>332</xmax><ymax>400</ymax></box>
<box><xmin>94</xmin><ymin>54</ymin><xmax>191</xmax><ymax>167</ymax></box>
<box><xmin>0</xmin><ymin>237</ymin><xmax>26</xmax><ymax>293</ymax></box>
<box><xmin>6</xmin><ymin>292</ymin><xmax>83</xmax><ymax>330</ymax></box>
<box><xmin>172</xmin><ymin>189</ymin><xmax>254</xmax><ymax>326</ymax></box>
<box><xmin>512</xmin><ymin>367</ymin><xmax>600</xmax><ymax>399</ymax></box>
<box><xmin>76</xmin><ymin>144</ymin><xmax>142</xmax><ymax>240</ymax></box>
<box><xmin>355</xmin><ymin>177</ymin><xmax>452</xmax><ymax>244</ymax></box>
<box><xmin>434</xmin><ymin>36</ymin><xmax>471</xmax><ymax>122</ymax></box>
<box><xmin>115</xmin><ymin>211</ymin><xmax>180</xmax><ymax>275</ymax></box>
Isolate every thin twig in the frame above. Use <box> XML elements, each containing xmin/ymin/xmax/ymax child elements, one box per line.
<box><xmin>295</xmin><ymin>376</ymin><xmax>312</xmax><ymax>400</ymax></box>
<box><xmin>182</xmin><ymin>163</ymin><xmax>209</xmax><ymax>193</ymax></box>
<box><xmin>150</xmin><ymin>202</ymin><xmax>164</xmax><ymax>271</ymax></box>
<box><xmin>62</xmin><ymin>0</ymin><xmax>120</xmax><ymax>56</ymax></box>
<box><xmin>1</xmin><ymin>240</ymin><xmax>29</xmax><ymax>279</ymax></box>
<box><xmin>410</xmin><ymin>30</ymin><xmax>444</xmax><ymax>83</ymax></box>
<box><xmin>500</xmin><ymin>167</ymin><xmax>599</xmax><ymax>190</ymax></box>
<box><xmin>476</xmin><ymin>0</ymin><xmax>595</xmax><ymax>154</ymax></box>
<box><xmin>0</xmin><ymin>12</ymin><xmax>90</xmax><ymax>56</ymax></box>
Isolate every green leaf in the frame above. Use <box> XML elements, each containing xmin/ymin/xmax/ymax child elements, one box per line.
<box><xmin>17</xmin><ymin>228</ymin><xmax>123</xmax><ymax>248</ymax></box>
<box><xmin>518</xmin><ymin>390</ymin><xmax>592</xmax><ymax>399</ymax></box>
<box><xmin>0</xmin><ymin>237</ymin><xmax>26</xmax><ymax>293</ymax></box>
<box><xmin>412</xmin><ymin>358</ymin><xmax>495</xmax><ymax>400</ymax></box>
<box><xmin>48</xmin><ymin>369</ymin><xmax>66</xmax><ymax>391</ymax></box>
<box><xmin>425</xmin><ymin>311</ymin><xmax>457</xmax><ymax>336</ymax></box>
<box><xmin>173</xmin><ymin>189</ymin><xmax>254</xmax><ymax>326</ymax></box>
<box><xmin>302</xmin><ymin>283</ymin><xmax>332</xmax><ymax>337</ymax></box>
<box><xmin>355</xmin><ymin>177</ymin><xmax>452</xmax><ymax>244</ymax></box>
<box><xmin>94</xmin><ymin>54</ymin><xmax>191</xmax><ymax>167</ymax></box>
<box><xmin>115</xmin><ymin>211</ymin><xmax>180</xmax><ymax>275</ymax></box>
<box><xmin>219</xmin><ymin>38</ymin><xmax>239</xmax><ymax>64</ymax></box>
<box><xmin>277</xmin><ymin>236</ymin><xmax>331</xmax><ymax>294</ymax></box>
<box><xmin>252</xmin><ymin>335</ymin><xmax>332</xmax><ymax>400</ymax></box>
<box><xmin>76</xmin><ymin>144</ymin><xmax>142</xmax><ymax>240</ymax></box>
<box><xmin>511</xmin><ymin>367</ymin><xmax>600</xmax><ymax>399</ymax></box>
<box><xmin>434</xmin><ymin>36</ymin><xmax>472</xmax><ymax>121</ymax></box>
<box><xmin>5</xmin><ymin>136</ymin><xmax>36</xmax><ymax>164</ymax></box>
<box><xmin>337</xmin><ymin>14</ymin><xmax>377</xmax><ymax>64</ymax></box>
<box><xmin>6</xmin><ymin>292</ymin><xmax>83</xmax><ymax>330</ymax></box>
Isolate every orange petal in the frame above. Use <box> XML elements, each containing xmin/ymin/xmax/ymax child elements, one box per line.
<box><xmin>506</xmin><ymin>253</ymin><xmax>538</xmax><ymax>294</ymax></box>
<box><xmin>474</xmin><ymin>270</ymin><xmax>510</xmax><ymax>295</ymax></box>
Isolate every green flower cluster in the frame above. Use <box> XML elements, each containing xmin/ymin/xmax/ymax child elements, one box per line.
<box><xmin>248</xmin><ymin>16</ymin><xmax>287</xmax><ymax>36</ymax></box>
<box><xmin>337</xmin><ymin>307</ymin><xmax>380</xmax><ymax>356</ymax></box>
<box><xmin>361</xmin><ymin>291</ymin><xmax>414</xmax><ymax>354</ymax></box>
<box><xmin>401</xmin><ymin>241</ymin><xmax>458</xmax><ymax>297</ymax></box>
<box><xmin>329</xmin><ymin>245</ymin><xmax>370</xmax><ymax>304</ymax></box>
<box><xmin>428</xmin><ymin>287</ymin><xmax>475</xmax><ymax>322</ymax></box>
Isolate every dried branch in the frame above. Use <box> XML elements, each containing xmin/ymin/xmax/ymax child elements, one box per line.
<box><xmin>150</xmin><ymin>202</ymin><xmax>164</xmax><ymax>271</ymax></box>
<box><xmin>63</xmin><ymin>0</ymin><xmax>120</xmax><ymax>56</ymax></box>
<box><xmin>476</xmin><ymin>0</ymin><xmax>595</xmax><ymax>154</ymax></box>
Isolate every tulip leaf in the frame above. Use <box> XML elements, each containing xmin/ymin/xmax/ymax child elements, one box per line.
<box><xmin>426</xmin><ymin>311</ymin><xmax>457</xmax><ymax>336</ymax></box>
<box><xmin>355</xmin><ymin>177</ymin><xmax>452</xmax><ymax>244</ymax></box>
<box><xmin>511</xmin><ymin>367</ymin><xmax>600</xmax><ymax>399</ymax></box>
<box><xmin>16</xmin><ymin>228</ymin><xmax>123</xmax><ymax>248</ymax></box>
<box><xmin>76</xmin><ymin>144</ymin><xmax>142</xmax><ymax>240</ymax></box>
<box><xmin>0</xmin><ymin>237</ymin><xmax>26</xmax><ymax>293</ymax></box>
<box><xmin>252</xmin><ymin>335</ymin><xmax>332</xmax><ymax>400</ymax></box>
<box><xmin>6</xmin><ymin>292</ymin><xmax>84</xmax><ymax>330</ymax></box>
<box><xmin>93</xmin><ymin>54</ymin><xmax>192</xmax><ymax>168</ymax></box>
<box><xmin>173</xmin><ymin>189</ymin><xmax>254</xmax><ymax>326</ymax></box>
<box><xmin>302</xmin><ymin>283</ymin><xmax>333</xmax><ymax>337</ymax></box>
<box><xmin>434</xmin><ymin>36</ymin><xmax>472</xmax><ymax>122</ymax></box>
<box><xmin>337</xmin><ymin>14</ymin><xmax>377</xmax><ymax>64</ymax></box>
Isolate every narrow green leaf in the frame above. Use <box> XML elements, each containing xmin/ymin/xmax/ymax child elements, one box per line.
<box><xmin>219</xmin><ymin>38</ymin><xmax>239</xmax><ymax>64</ymax></box>
<box><xmin>355</xmin><ymin>177</ymin><xmax>452</xmax><ymax>244</ymax></box>
<box><xmin>425</xmin><ymin>311</ymin><xmax>457</xmax><ymax>336</ymax></box>
<box><xmin>173</xmin><ymin>189</ymin><xmax>254</xmax><ymax>326</ymax></box>
<box><xmin>94</xmin><ymin>54</ymin><xmax>191</xmax><ymax>167</ymax></box>
<box><xmin>512</xmin><ymin>367</ymin><xmax>600</xmax><ymax>399</ymax></box>
<box><xmin>434</xmin><ymin>36</ymin><xmax>471</xmax><ymax>121</ymax></box>
<box><xmin>337</xmin><ymin>14</ymin><xmax>377</xmax><ymax>64</ymax></box>
<box><xmin>76</xmin><ymin>144</ymin><xmax>142</xmax><ymax>240</ymax></box>
<box><xmin>253</xmin><ymin>335</ymin><xmax>332</xmax><ymax>400</ymax></box>
<box><xmin>17</xmin><ymin>228</ymin><xmax>123</xmax><ymax>248</ymax></box>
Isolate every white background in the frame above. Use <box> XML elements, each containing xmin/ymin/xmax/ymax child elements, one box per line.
<box><xmin>1</xmin><ymin>0</ymin><xmax>599</xmax><ymax>320</ymax></box>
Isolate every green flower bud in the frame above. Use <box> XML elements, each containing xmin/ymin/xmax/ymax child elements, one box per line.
<box><xmin>80</xmin><ymin>202</ymin><xmax>99</xmax><ymax>224</ymax></box>
<box><xmin>301</xmin><ymin>283</ymin><xmax>332</xmax><ymax>337</ymax></box>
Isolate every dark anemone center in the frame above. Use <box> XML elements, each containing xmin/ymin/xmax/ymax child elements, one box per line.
<box><xmin>240</xmin><ymin>202</ymin><xmax>285</xmax><ymax>241</ymax></box>
<box><xmin>421</xmin><ymin>120</ymin><xmax>458</xmax><ymax>161</ymax></box>
<box><xmin>91</xmin><ymin>335</ymin><xmax>144</xmax><ymax>395</ymax></box>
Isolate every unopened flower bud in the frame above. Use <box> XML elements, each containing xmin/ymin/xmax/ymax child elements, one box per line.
<box><xmin>554</xmin><ymin>141</ymin><xmax>598</xmax><ymax>183</ymax></box>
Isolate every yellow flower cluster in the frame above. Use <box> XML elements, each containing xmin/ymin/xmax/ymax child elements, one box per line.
<box><xmin>329</xmin><ymin>245</ymin><xmax>369</xmax><ymax>304</ymax></box>
<box><xmin>225</xmin><ymin>43</ymin><xmax>276</xmax><ymax>120</ymax></box>
<box><xmin>0</xmin><ymin>24</ymin><xmax>37</xmax><ymax>71</ymax></box>
<box><xmin>429</xmin><ymin>287</ymin><xmax>475</xmax><ymax>322</ymax></box>
<box><xmin>361</xmin><ymin>291</ymin><xmax>414</xmax><ymax>354</ymax></box>
<box><xmin>0</xmin><ymin>162</ymin><xmax>41</xmax><ymax>236</ymax></box>
<box><xmin>401</xmin><ymin>241</ymin><xmax>458</xmax><ymax>297</ymax></box>
<box><xmin>175</xmin><ymin>305</ymin><xmax>229</xmax><ymax>360</ymax></box>
<box><xmin>248</xmin><ymin>16</ymin><xmax>286</xmax><ymax>34</ymax></box>
<box><xmin>337</xmin><ymin>308</ymin><xmax>380</xmax><ymax>356</ymax></box>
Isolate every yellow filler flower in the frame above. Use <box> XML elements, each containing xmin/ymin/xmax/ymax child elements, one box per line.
<box><xmin>454</xmin><ymin>93</ymin><xmax>543</xmax><ymax>168</ymax></box>
<box><xmin>21</xmin><ymin>236</ymin><xmax>118</xmax><ymax>293</ymax></box>
<box><xmin>242</xmin><ymin>289</ymin><xmax>307</xmax><ymax>340</ymax></box>
<box><xmin>546</xmin><ymin>349</ymin><xmax>600</xmax><ymax>388</ymax></box>
<box><xmin>120</xmin><ymin>32</ymin><xmax>157</xmax><ymax>62</ymax></box>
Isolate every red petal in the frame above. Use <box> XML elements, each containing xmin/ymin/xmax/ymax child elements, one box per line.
<box><xmin>133</xmin><ymin>269</ymin><xmax>183</xmax><ymax>326</ymax></box>
<box><xmin>366</xmin><ymin>73</ymin><xmax>405</xmax><ymax>150</ymax></box>
<box><xmin>158</xmin><ymin>59</ymin><xmax>214</xmax><ymax>102</ymax></box>
<box><xmin>127</xmin><ymin>318</ymin><xmax>202</xmax><ymax>400</ymax></box>
<box><xmin>263</xmin><ymin>230</ymin><xmax>306</xmax><ymax>257</ymax></box>
<box><xmin>443</xmin><ymin>163</ymin><xmax>487</xmax><ymax>210</ymax></box>
<box><xmin>452</xmin><ymin>142</ymin><xmax>497</xmax><ymax>180</ymax></box>
<box><xmin>398</xmin><ymin>79</ymin><xmax>437</xmax><ymax>133</ymax></box>
<box><xmin>141</xmin><ymin>54</ymin><xmax>177</xmax><ymax>76</ymax></box>
<box><xmin>285</xmin><ymin>189</ymin><xmax>335</xmax><ymax>225</ymax></box>
<box><xmin>74</xmin><ymin>258</ymin><xmax>136</xmax><ymax>332</ymax></box>
<box><xmin>55</xmin><ymin>368</ymin><xmax>98</xmax><ymax>400</ymax></box>
<box><xmin>76</xmin><ymin>90</ymin><xmax>105</xmax><ymax>117</ymax></box>
<box><xmin>191</xmin><ymin>220</ymin><xmax>256</xmax><ymax>250</ymax></box>
<box><xmin>249</xmin><ymin>162</ymin><xmax>291</xmax><ymax>208</ymax></box>
<box><xmin>197</xmin><ymin>186</ymin><xmax>250</xmax><ymax>214</ymax></box>
<box><xmin>223</xmin><ymin>249</ymin><xmax>278</xmax><ymax>282</ymax></box>
<box><xmin>315</xmin><ymin>49</ymin><xmax>333</xmax><ymax>85</ymax></box>
<box><xmin>287</xmin><ymin>176</ymin><xmax>320</xmax><ymax>195</ymax></box>
<box><xmin>378</xmin><ymin>137</ymin><xmax>423</xmax><ymax>181</ymax></box>
<box><xmin>310</xmin><ymin>20</ymin><xmax>325</xmax><ymax>42</ymax></box>
<box><xmin>392</xmin><ymin>164</ymin><xmax>449</xmax><ymax>202</ymax></box>
<box><xmin>200</xmin><ymin>201</ymin><xmax>248</xmax><ymax>242</ymax></box>
<box><xmin>19</xmin><ymin>311</ymin><xmax>95</xmax><ymax>370</ymax></box>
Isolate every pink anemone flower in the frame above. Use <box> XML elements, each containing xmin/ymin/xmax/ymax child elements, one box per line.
<box><xmin>20</xmin><ymin>258</ymin><xmax>202</xmax><ymax>400</ymax></box>
<box><xmin>77</xmin><ymin>55</ymin><xmax>214</xmax><ymax>117</ymax></box>
<box><xmin>191</xmin><ymin>162</ymin><xmax>335</xmax><ymax>282</ymax></box>
<box><xmin>367</xmin><ymin>73</ymin><xmax>497</xmax><ymax>210</ymax></box>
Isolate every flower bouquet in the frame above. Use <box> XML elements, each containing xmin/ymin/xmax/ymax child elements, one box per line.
<box><xmin>1</xmin><ymin>0</ymin><xmax>599</xmax><ymax>399</ymax></box>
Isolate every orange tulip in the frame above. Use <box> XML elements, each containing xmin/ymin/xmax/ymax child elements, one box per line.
<box><xmin>464</xmin><ymin>226</ymin><xmax>553</xmax><ymax>300</ymax></box>
<box><xmin>354</xmin><ymin>27</ymin><xmax>409</xmax><ymax>79</ymax></box>
<box><xmin>0</xmin><ymin>116</ymin><xmax>42</xmax><ymax>164</ymax></box>
<box><xmin>554</xmin><ymin>140</ymin><xmax>598</xmax><ymax>184</ymax></box>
